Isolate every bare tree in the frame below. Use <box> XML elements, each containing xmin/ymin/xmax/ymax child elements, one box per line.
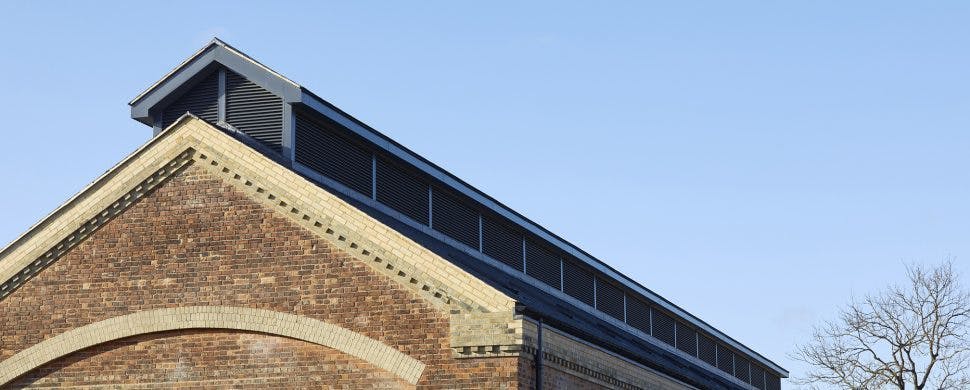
<box><xmin>794</xmin><ymin>260</ymin><xmax>970</xmax><ymax>389</ymax></box>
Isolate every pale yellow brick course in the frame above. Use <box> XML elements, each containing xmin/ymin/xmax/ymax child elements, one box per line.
<box><xmin>0</xmin><ymin>306</ymin><xmax>425</xmax><ymax>386</ymax></box>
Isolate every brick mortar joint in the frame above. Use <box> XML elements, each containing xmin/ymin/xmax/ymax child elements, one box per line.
<box><xmin>520</xmin><ymin>345</ymin><xmax>648</xmax><ymax>390</ymax></box>
<box><xmin>518</xmin><ymin>322</ymin><xmax>692</xmax><ymax>390</ymax></box>
<box><xmin>0</xmin><ymin>149</ymin><xmax>197</xmax><ymax>300</ymax></box>
<box><xmin>0</xmin><ymin>130</ymin><xmax>195</xmax><ymax>269</ymax></box>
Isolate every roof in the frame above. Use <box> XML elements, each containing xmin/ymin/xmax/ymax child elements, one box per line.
<box><xmin>128</xmin><ymin>39</ymin><xmax>788</xmax><ymax>388</ymax></box>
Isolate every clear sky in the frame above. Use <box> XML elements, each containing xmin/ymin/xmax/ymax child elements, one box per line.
<box><xmin>1</xmin><ymin>2</ymin><xmax>968</xmax><ymax>386</ymax></box>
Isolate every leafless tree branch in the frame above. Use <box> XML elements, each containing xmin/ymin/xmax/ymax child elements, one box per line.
<box><xmin>792</xmin><ymin>259</ymin><xmax>969</xmax><ymax>389</ymax></box>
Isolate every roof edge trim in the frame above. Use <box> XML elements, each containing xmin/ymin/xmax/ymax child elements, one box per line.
<box><xmin>0</xmin><ymin>112</ymin><xmax>199</xmax><ymax>264</ymax></box>
<box><xmin>129</xmin><ymin>38</ymin><xmax>299</xmax><ymax>106</ymax></box>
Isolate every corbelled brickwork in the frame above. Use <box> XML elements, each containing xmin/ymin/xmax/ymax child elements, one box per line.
<box><xmin>520</xmin><ymin>322</ymin><xmax>690</xmax><ymax>390</ymax></box>
<box><xmin>450</xmin><ymin>312</ymin><xmax>524</xmax><ymax>358</ymax></box>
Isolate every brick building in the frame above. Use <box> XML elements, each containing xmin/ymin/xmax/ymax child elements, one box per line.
<box><xmin>0</xmin><ymin>40</ymin><xmax>786</xmax><ymax>389</ymax></box>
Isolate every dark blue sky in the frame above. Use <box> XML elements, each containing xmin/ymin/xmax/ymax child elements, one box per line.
<box><xmin>1</xmin><ymin>2</ymin><xmax>968</xmax><ymax>385</ymax></box>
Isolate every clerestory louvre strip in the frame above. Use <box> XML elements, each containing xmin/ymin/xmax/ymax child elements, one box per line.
<box><xmin>626</xmin><ymin>297</ymin><xmax>651</xmax><ymax>335</ymax></box>
<box><xmin>676</xmin><ymin>321</ymin><xmax>698</xmax><ymax>356</ymax></box>
<box><xmin>482</xmin><ymin>216</ymin><xmax>524</xmax><ymax>271</ymax></box>
<box><xmin>226</xmin><ymin>70</ymin><xmax>283</xmax><ymax>151</ymax></box>
<box><xmin>734</xmin><ymin>354</ymin><xmax>751</xmax><ymax>383</ymax></box>
<box><xmin>751</xmin><ymin>364</ymin><xmax>766</xmax><ymax>390</ymax></box>
<box><xmin>295</xmin><ymin>113</ymin><xmax>372</xmax><ymax>196</ymax></box>
<box><xmin>767</xmin><ymin>374</ymin><xmax>781</xmax><ymax>390</ymax></box>
<box><xmin>717</xmin><ymin>343</ymin><xmax>735</xmax><ymax>374</ymax></box>
<box><xmin>525</xmin><ymin>240</ymin><xmax>562</xmax><ymax>290</ymax></box>
<box><xmin>698</xmin><ymin>334</ymin><xmax>718</xmax><ymax>367</ymax></box>
<box><xmin>431</xmin><ymin>188</ymin><xmax>479</xmax><ymax>249</ymax></box>
<box><xmin>562</xmin><ymin>260</ymin><xmax>594</xmax><ymax>306</ymax></box>
<box><xmin>596</xmin><ymin>278</ymin><xmax>625</xmax><ymax>321</ymax></box>
<box><xmin>291</xmin><ymin>102</ymin><xmax>782</xmax><ymax>387</ymax></box>
<box><xmin>162</xmin><ymin>71</ymin><xmax>219</xmax><ymax>128</ymax></box>
<box><xmin>376</xmin><ymin>158</ymin><xmax>429</xmax><ymax>225</ymax></box>
<box><xmin>652</xmin><ymin>307</ymin><xmax>677</xmax><ymax>347</ymax></box>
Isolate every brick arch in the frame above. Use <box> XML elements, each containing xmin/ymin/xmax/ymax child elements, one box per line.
<box><xmin>0</xmin><ymin>306</ymin><xmax>425</xmax><ymax>386</ymax></box>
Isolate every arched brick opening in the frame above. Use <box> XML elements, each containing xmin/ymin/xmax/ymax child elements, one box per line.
<box><xmin>0</xmin><ymin>306</ymin><xmax>425</xmax><ymax>386</ymax></box>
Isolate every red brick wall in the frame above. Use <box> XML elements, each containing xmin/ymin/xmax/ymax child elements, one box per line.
<box><xmin>0</xmin><ymin>163</ymin><xmax>519</xmax><ymax>389</ymax></box>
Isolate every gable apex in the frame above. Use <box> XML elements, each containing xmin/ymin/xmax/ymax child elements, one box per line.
<box><xmin>129</xmin><ymin>38</ymin><xmax>301</xmax><ymax>127</ymax></box>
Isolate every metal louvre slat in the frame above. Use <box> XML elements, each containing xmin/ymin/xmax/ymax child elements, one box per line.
<box><xmin>751</xmin><ymin>364</ymin><xmax>766</xmax><ymax>389</ymax></box>
<box><xmin>431</xmin><ymin>189</ymin><xmax>479</xmax><ymax>248</ymax></box>
<box><xmin>626</xmin><ymin>297</ymin><xmax>651</xmax><ymax>335</ymax></box>
<box><xmin>562</xmin><ymin>259</ymin><xmax>594</xmax><ymax>306</ymax></box>
<box><xmin>376</xmin><ymin>158</ymin><xmax>429</xmax><ymax>225</ymax></box>
<box><xmin>525</xmin><ymin>240</ymin><xmax>561</xmax><ymax>289</ymax></box>
<box><xmin>698</xmin><ymin>333</ymin><xmax>718</xmax><ymax>367</ymax></box>
<box><xmin>482</xmin><ymin>217</ymin><xmax>523</xmax><ymax>271</ymax></box>
<box><xmin>226</xmin><ymin>71</ymin><xmax>283</xmax><ymax>151</ymax></box>
<box><xmin>675</xmin><ymin>321</ymin><xmax>698</xmax><ymax>357</ymax></box>
<box><xmin>734</xmin><ymin>354</ymin><xmax>751</xmax><ymax>383</ymax></box>
<box><xmin>295</xmin><ymin>113</ymin><xmax>373</xmax><ymax>196</ymax></box>
<box><xmin>596</xmin><ymin>278</ymin><xmax>625</xmax><ymax>321</ymax></box>
<box><xmin>717</xmin><ymin>343</ymin><xmax>735</xmax><ymax>375</ymax></box>
<box><xmin>766</xmin><ymin>374</ymin><xmax>781</xmax><ymax>390</ymax></box>
<box><xmin>162</xmin><ymin>71</ymin><xmax>218</xmax><ymax>128</ymax></box>
<box><xmin>651</xmin><ymin>307</ymin><xmax>676</xmax><ymax>346</ymax></box>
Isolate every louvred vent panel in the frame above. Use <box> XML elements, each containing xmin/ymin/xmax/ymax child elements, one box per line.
<box><xmin>295</xmin><ymin>113</ymin><xmax>372</xmax><ymax>196</ymax></box>
<box><xmin>482</xmin><ymin>217</ymin><xmax>523</xmax><ymax>271</ymax></box>
<box><xmin>376</xmin><ymin>158</ymin><xmax>429</xmax><ymax>225</ymax></box>
<box><xmin>226</xmin><ymin>71</ymin><xmax>283</xmax><ymax>151</ymax></box>
<box><xmin>162</xmin><ymin>71</ymin><xmax>218</xmax><ymax>128</ymax></box>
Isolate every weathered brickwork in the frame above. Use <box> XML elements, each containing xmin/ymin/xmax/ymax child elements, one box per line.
<box><xmin>519</xmin><ymin>356</ymin><xmax>630</xmax><ymax>390</ymax></box>
<box><xmin>11</xmin><ymin>330</ymin><xmax>410</xmax><ymax>389</ymax></box>
<box><xmin>0</xmin><ymin>164</ymin><xmax>518</xmax><ymax>388</ymax></box>
<box><xmin>519</xmin><ymin>322</ymin><xmax>690</xmax><ymax>390</ymax></box>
